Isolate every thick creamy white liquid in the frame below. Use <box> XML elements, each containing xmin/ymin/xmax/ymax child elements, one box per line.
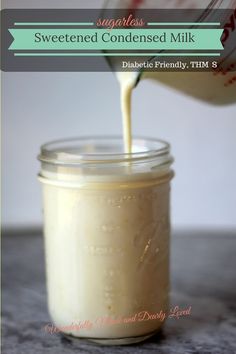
<box><xmin>120</xmin><ymin>77</ymin><xmax>133</xmax><ymax>153</ymax></box>
<box><xmin>118</xmin><ymin>72</ymin><xmax>137</xmax><ymax>153</ymax></box>
<box><xmin>42</xmin><ymin>174</ymin><xmax>170</xmax><ymax>339</ymax></box>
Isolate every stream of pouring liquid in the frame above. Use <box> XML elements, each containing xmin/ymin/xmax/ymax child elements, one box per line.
<box><xmin>118</xmin><ymin>72</ymin><xmax>137</xmax><ymax>154</ymax></box>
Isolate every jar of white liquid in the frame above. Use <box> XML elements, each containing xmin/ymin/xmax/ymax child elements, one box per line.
<box><xmin>38</xmin><ymin>137</ymin><xmax>174</xmax><ymax>345</ymax></box>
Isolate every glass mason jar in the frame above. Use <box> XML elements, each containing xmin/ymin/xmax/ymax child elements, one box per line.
<box><xmin>38</xmin><ymin>137</ymin><xmax>174</xmax><ymax>345</ymax></box>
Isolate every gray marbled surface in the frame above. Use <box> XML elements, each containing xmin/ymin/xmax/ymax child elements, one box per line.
<box><xmin>2</xmin><ymin>230</ymin><xmax>236</xmax><ymax>354</ymax></box>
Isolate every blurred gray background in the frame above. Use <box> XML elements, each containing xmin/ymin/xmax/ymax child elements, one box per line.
<box><xmin>2</xmin><ymin>0</ymin><xmax>236</xmax><ymax>231</ymax></box>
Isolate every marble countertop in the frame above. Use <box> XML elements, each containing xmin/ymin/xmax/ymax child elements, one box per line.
<box><xmin>2</xmin><ymin>230</ymin><xmax>236</xmax><ymax>354</ymax></box>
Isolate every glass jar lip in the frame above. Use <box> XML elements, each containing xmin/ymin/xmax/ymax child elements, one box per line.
<box><xmin>38</xmin><ymin>136</ymin><xmax>172</xmax><ymax>166</ymax></box>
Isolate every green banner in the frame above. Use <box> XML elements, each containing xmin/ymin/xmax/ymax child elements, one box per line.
<box><xmin>8</xmin><ymin>28</ymin><xmax>224</xmax><ymax>51</ymax></box>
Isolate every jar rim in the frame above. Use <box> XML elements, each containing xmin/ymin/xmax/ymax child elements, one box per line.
<box><xmin>38</xmin><ymin>136</ymin><xmax>172</xmax><ymax>166</ymax></box>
